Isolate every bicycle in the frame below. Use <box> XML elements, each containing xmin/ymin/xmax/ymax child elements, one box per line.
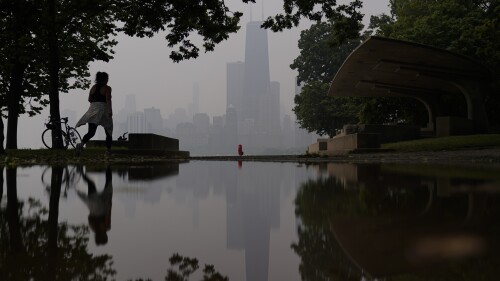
<box><xmin>41</xmin><ymin>165</ymin><xmax>82</xmax><ymax>198</ymax></box>
<box><xmin>117</xmin><ymin>132</ymin><xmax>128</xmax><ymax>141</ymax></box>
<box><xmin>41</xmin><ymin>116</ymin><xmax>82</xmax><ymax>149</ymax></box>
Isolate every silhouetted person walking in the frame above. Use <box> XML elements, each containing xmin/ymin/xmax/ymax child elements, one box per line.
<box><xmin>75</xmin><ymin>72</ymin><xmax>113</xmax><ymax>156</ymax></box>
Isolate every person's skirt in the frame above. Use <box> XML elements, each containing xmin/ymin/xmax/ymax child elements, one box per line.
<box><xmin>76</xmin><ymin>102</ymin><xmax>113</xmax><ymax>135</ymax></box>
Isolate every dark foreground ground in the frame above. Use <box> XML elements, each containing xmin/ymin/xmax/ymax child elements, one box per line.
<box><xmin>1</xmin><ymin>147</ymin><xmax>500</xmax><ymax>167</ymax></box>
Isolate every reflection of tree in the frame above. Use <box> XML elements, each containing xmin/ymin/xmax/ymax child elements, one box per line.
<box><xmin>128</xmin><ymin>253</ymin><xmax>229</xmax><ymax>281</ymax></box>
<box><xmin>0</xmin><ymin>166</ymin><xmax>3</xmax><ymax>206</ymax></box>
<box><xmin>292</xmin><ymin>177</ymin><xmax>363</xmax><ymax>281</ymax></box>
<box><xmin>293</xmin><ymin>174</ymin><xmax>500</xmax><ymax>281</ymax></box>
<box><xmin>0</xmin><ymin>166</ymin><xmax>116</xmax><ymax>281</ymax></box>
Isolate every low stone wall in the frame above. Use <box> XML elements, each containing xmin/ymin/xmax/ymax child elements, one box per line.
<box><xmin>341</xmin><ymin>124</ymin><xmax>420</xmax><ymax>143</ymax></box>
<box><xmin>436</xmin><ymin>116</ymin><xmax>475</xmax><ymax>137</ymax></box>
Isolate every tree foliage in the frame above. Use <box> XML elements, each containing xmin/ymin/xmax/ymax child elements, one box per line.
<box><xmin>290</xmin><ymin>18</ymin><xmax>364</xmax><ymax>136</ymax></box>
<box><xmin>294</xmin><ymin>82</ymin><xmax>359</xmax><ymax>137</ymax></box>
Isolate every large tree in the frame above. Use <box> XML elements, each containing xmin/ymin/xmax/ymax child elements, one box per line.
<box><xmin>0</xmin><ymin>0</ymin><xmax>48</xmax><ymax>149</ymax></box>
<box><xmin>0</xmin><ymin>0</ymin><xmax>116</xmax><ymax>149</ymax></box>
<box><xmin>290</xmin><ymin>20</ymin><xmax>363</xmax><ymax>136</ymax></box>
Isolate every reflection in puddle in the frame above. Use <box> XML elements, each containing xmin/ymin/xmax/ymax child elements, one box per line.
<box><xmin>295</xmin><ymin>163</ymin><xmax>500</xmax><ymax>280</ymax></box>
<box><xmin>1</xmin><ymin>162</ymin><xmax>500</xmax><ymax>280</ymax></box>
<box><xmin>77</xmin><ymin>166</ymin><xmax>113</xmax><ymax>246</ymax></box>
<box><xmin>0</xmin><ymin>166</ymin><xmax>116</xmax><ymax>280</ymax></box>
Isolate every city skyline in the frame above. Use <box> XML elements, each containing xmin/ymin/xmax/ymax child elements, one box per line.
<box><xmin>96</xmin><ymin>19</ymin><xmax>317</xmax><ymax>155</ymax></box>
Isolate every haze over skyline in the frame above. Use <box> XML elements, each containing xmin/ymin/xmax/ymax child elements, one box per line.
<box><xmin>15</xmin><ymin>0</ymin><xmax>390</xmax><ymax>148</ymax></box>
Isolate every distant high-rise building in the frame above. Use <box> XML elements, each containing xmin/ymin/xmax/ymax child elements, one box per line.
<box><xmin>189</xmin><ymin>83</ymin><xmax>200</xmax><ymax>117</ymax></box>
<box><xmin>193</xmin><ymin>113</ymin><xmax>210</xmax><ymax>135</ymax></box>
<box><xmin>226</xmin><ymin>61</ymin><xmax>245</xmax><ymax>118</ymax></box>
<box><xmin>144</xmin><ymin>107</ymin><xmax>163</xmax><ymax>134</ymax></box>
<box><xmin>127</xmin><ymin>112</ymin><xmax>146</xmax><ymax>133</ymax></box>
<box><xmin>242</xmin><ymin>21</ymin><xmax>270</xmax><ymax>124</ymax></box>
<box><xmin>124</xmin><ymin>94</ymin><xmax>136</xmax><ymax>113</ymax></box>
<box><xmin>167</xmin><ymin>108</ymin><xmax>189</xmax><ymax>130</ymax></box>
<box><xmin>225</xmin><ymin>106</ymin><xmax>238</xmax><ymax>153</ymax></box>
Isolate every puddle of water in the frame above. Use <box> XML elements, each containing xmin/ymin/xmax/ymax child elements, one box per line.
<box><xmin>1</xmin><ymin>162</ymin><xmax>500</xmax><ymax>280</ymax></box>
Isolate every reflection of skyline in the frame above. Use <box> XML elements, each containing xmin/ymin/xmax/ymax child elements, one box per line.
<box><xmin>173</xmin><ymin>161</ymin><xmax>313</xmax><ymax>281</ymax></box>
<box><xmin>227</xmin><ymin>164</ymin><xmax>281</xmax><ymax>281</ymax></box>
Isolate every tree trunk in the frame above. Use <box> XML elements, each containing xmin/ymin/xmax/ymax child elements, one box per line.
<box><xmin>47</xmin><ymin>166</ymin><xmax>63</xmax><ymax>279</ymax></box>
<box><xmin>48</xmin><ymin>0</ymin><xmax>64</xmax><ymax>148</ymax></box>
<box><xmin>6</xmin><ymin>167</ymin><xmax>23</xmax><ymax>252</ymax></box>
<box><xmin>6</xmin><ymin>63</ymin><xmax>25</xmax><ymax>149</ymax></box>
<box><xmin>0</xmin><ymin>117</ymin><xmax>5</xmax><ymax>154</ymax></box>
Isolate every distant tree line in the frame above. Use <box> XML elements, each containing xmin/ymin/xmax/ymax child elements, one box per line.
<box><xmin>0</xmin><ymin>0</ymin><xmax>363</xmax><ymax>152</ymax></box>
<box><xmin>293</xmin><ymin>0</ymin><xmax>500</xmax><ymax>137</ymax></box>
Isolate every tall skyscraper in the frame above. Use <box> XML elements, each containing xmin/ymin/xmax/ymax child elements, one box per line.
<box><xmin>224</xmin><ymin>20</ymin><xmax>283</xmax><ymax>152</ymax></box>
<box><xmin>189</xmin><ymin>83</ymin><xmax>200</xmax><ymax>117</ymax></box>
<box><xmin>226</xmin><ymin>61</ymin><xmax>245</xmax><ymax>119</ymax></box>
<box><xmin>242</xmin><ymin>21</ymin><xmax>270</xmax><ymax>124</ymax></box>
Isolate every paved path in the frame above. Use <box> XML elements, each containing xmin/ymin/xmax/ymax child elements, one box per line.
<box><xmin>190</xmin><ymin>148</ymin><xmax>500</xmax><ymax>167</ymax></box>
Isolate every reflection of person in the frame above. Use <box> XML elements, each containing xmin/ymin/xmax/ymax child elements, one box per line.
<box><xmin>77</xmin><ymin>166</ymin><xmax>113</xmax><ymax>246</ymax></box>
<box><xmin>75</xmin><ymin>71</ymin><xmax>113</xmax><ymax>156</ymax></box>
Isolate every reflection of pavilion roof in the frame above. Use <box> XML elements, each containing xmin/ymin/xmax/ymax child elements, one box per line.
<box><xmin>323</xmin><ymin>162</ymin><xmax>500</xmax><ymax>278</ymax></box>
<box><xmin>329</xmin><ymin>36</ymin><xmax>492</xmax><ymax>132</ymax></box>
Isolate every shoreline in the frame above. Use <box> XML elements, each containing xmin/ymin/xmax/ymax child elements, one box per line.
<box><xmin>1</xmin><ymin>147</ymin><xmax>499</xmax><ymax>167</ymax></box>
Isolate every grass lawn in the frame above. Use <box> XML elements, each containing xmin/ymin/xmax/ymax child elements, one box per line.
<box><xmin>382</xmin><ymin>134</ymin><xmax>500</xmax><ymax>151</ymax></box>
<box><xmin>0</xmin><ymin>146</ymin><xmax>186</xmax><ymax>166</ymax></box>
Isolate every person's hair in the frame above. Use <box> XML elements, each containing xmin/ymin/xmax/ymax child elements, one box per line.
<box><xmin>89</xmin><ymin>216</ymin><xmax>109</xmax><ymax>245</ymax></box>
<box><xmin>95</xmin><ymin>72</ymin><xmax>109</xmax><ymax>85</ymax></box>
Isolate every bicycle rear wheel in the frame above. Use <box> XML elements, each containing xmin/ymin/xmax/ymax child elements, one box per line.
<box><xmin>42</xmin><ymin>129</ymin><xmax>54</xmax><ymax>148</ymax></box>
<box><xmin>67</xmin><ymin>128</ymin><xmax>82</xmax><ymax>148</ymax></box>
<box><xmin>42</xmin><ymin>129</ymin><xmax>68</xmax><ymax>149</ymax></box>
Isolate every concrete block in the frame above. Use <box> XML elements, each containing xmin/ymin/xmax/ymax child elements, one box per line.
<box><xmin>308</xmin><ymin>133</ymin><xmax>380</xmax><ymax>156</ymax></box>
<box><xmin>328</xmin><ymin>133</ymin><xmax>380</xmax><ymax>151</ymax></box>
<box><xmin>128</xmin><ymin>133</ymin><xmax>179</xmax><ymax>151</ymax></box>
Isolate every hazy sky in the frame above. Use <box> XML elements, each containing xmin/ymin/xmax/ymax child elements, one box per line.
<box><xmin>17</xmin><ymin>0</ymin><xmax>390</xmax><ymax>148</ymax></box>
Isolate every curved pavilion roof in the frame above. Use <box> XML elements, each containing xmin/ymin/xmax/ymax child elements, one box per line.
<box><xmin>328</xmin><ymin>36</ymin><xmax>491</xmax><ymax>99</ymax></box>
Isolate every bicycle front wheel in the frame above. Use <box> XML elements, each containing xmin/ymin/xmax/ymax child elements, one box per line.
<box><xmin>67</xmin><ymin>128</ymin><xmax>82</xmax><ymax>148</ymax></box>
